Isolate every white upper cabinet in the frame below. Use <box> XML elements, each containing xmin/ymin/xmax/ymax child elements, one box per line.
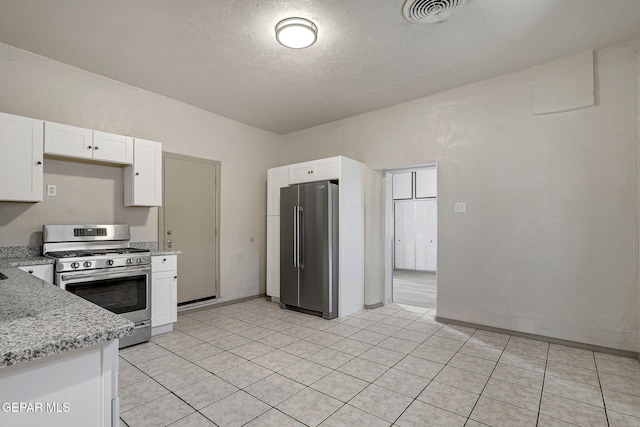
<box><xmin>267</xmin><ymin>166</ymin><xmax>289</xmax><ymax>216</ymax></box>
<box><xmin>415</xmin><ymin>168</ymin><xmax>437</xmax><ymax>198</ymax></box>
<box><xmin>288</xmin><ymin>156</ymin><xmax>340</xmax><ymax>184</ymax></box>
<box><xmin>0</xmin><ymin>113</ymin><xmax>44</xmax><ymax>202</ymax></box>
<box><xmin>124</xmin><ymin>138</ymin><xmax>162</xmax><ymax>207</ymax></box>
<box><xmin>45</xmin><ymin>122</ymin><xmax>133</xmax><ymax>165</ymax></box>
<box><xmin>93</xmin><ymin>131</ymin><xmax>133</xmax><ymax>164</ymax></box>
<box><xmin>44</xmin><ymin>121</ymin><xmax>93</xmax><ymax>160</ymax></box>
<box><xmin>392</xmin><ymin>172</ymin><xmax>413</xmax><ymax>200</ymax></box>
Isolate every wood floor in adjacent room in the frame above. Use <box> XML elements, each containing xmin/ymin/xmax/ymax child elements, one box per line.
<box><xmin>393</xmin><ymin>270</ymin><xmax>437</xmax><ymax>309</ymax></box>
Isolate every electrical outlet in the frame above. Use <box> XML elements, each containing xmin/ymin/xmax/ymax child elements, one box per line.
<box><xmin>47</xmin><ymin>185</ymin><xmax>57</xmax><ymax>197</ymax></box>
<box><xmin>454</xmin><ymin>202</ymin><xmax>466</xmax><ymax>213</ymax></box>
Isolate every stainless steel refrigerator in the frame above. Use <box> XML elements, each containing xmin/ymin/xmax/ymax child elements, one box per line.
<box><xmin>280</xmin><ymin>181</ymin><xmax>339</xmax><ymax>319</ymax></box>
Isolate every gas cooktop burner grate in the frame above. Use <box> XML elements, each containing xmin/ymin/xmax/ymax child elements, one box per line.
<box><xmin>46</xmin><ymin>248</ymin><xmax>150</xmax><ymax>258</ymax></box>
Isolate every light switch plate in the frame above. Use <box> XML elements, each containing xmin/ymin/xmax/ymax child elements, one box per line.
<box><xmin>47</xmin><ymin>185</ymin><xmax>56</xmax><ymax>197</ymax></box>
<box><xmin>455</xmin><ymin>202</ymin><xmax>466</xmax><ymax>213</ymax></box>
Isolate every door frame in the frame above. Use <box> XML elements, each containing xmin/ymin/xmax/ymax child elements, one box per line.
<box><xmin>158</xmin><ymin>152</ymin><xmax>221</xmax><ymax>299</ymax></box>
<box><xmin>383</xmin><ymin>162</ymin><xmax>438</xmax><ymax>307</ymax></box>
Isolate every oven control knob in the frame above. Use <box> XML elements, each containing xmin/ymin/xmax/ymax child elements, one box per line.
<box><xmin>83</xmin><ymin>261</ymin><xmax>92</xmax><ymax>268</ymax></box>
<box><xmin>106</xmin><ymin>260</ymin><xmax>114</xmax><ymax>266</ymax></box>
<box><xmin>126</xmin><ymin>258</ymin><xmax>133</xmax><ymax>264</ymax></box>
<box><xmin>71</xmin><ymin>262</ymin><xmax>80</xmax><ymax>269</ymax></box>
<box><xmin>137</xmin><ymin>258</ymin><xmax>143</xmax><ymax>263</ymax></box>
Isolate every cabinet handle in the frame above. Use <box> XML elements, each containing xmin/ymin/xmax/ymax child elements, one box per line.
<box><xmin>174</xmin><ymin>276</ymin><xmax>178</xmax><ymax>279</ymax></box>
<box><xmin>35</xmin><ymin>161</ymin><xmax>42</xmax><ymax>165</ymax></box>
<box><xmin>163</xmin><ymin>258</ymin><xmax>167</xmax><ymax>262</ymax></box>
<box><xmin>135</xmin><ymin>172</ymin><xmax>140</xmax><ymax>176</ymax></box>
<box><xmin>87</xmin><ymin>145</ymin><xmax>92</xmax><ymax>149</ymax></box>
<box><xmin>94</xmin><ymin>146</ymin><xmax>99</xmax><ymax>150</ymax></box>
<box><xmin>28</xmin><ymin>270</ymin><xmax>34</xmax><ymax>274</ymax></box>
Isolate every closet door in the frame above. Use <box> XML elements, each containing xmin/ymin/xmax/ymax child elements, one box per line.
<box><xmin>416</xmin><ymin>199</ymin><xmax>437</xmax><ymax>271</ymax></box>
<box><xmin>394</xmin><ymin>201</ymin><xmax>416</xmax><ymax>269</ymax></box>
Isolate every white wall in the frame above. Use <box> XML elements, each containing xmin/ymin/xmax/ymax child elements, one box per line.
<box><xmin>282</xmin><ymin>42</ymin><xmax>640</xmax><ymax>351</ymax></box>
<box><xmin>0</xmin><ymin>42</ymin><xmax>282</xmax><ymax>301</ymax></box>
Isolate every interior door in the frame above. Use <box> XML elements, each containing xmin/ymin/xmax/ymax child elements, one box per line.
<box><xmin>160</xmin><ymin>153</ymin><xmax>220</xmax><ymax>304</ymax></box>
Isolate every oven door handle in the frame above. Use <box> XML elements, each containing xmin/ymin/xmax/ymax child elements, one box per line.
<box><xmin>61</xmin><ymin>267</ymin><xmax>150</xmax><ymax>282</ymax></box>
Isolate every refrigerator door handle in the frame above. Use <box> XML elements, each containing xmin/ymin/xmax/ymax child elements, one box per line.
<box><xmin>293</xmin><ymin>205</ymin><xmax>298</xmax><ymax>267</ymax></box>
<box><xmin>298</xmin><ymin>207</ymin><xmax>304</xmax><ymax>269</ymax></box>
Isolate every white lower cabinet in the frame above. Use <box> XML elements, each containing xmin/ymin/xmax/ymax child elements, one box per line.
<box><xmin>0</xmin><ymin>340</ymin><xmax>119</xmax><ymax>427</ymax></box>
<box><xmin>151</xmin><ymin>255</ymin><xmax>177</xmax><ymax>335</ymax></box>
<box><xmin>18</xmin><ymin>264</ymin><xmax>54</xmax><ymax>284</ymax></box>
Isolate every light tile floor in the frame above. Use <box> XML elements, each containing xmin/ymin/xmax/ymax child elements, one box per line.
<box><xmin>118</xmin><ymin>298</ymin><xmax>640</xmax><ymax>426</ymax></box>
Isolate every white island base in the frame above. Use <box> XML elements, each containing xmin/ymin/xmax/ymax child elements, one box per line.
<box><xmin>0</xmin><ymin>340</ymin><xmax>119</xmax><ymax>427</ymax></box>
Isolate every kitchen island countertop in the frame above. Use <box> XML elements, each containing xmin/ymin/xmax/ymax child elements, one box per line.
<box><xmin>0</xmin><ymin>267</ymin><xmax>133</xmax><ymax>368</ymax></box>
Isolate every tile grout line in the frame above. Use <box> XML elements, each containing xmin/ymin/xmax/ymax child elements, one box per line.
<box><xmin>593</xmin><ymin>353</ymin><xmax>611</xmax><ymax>427</ymax></box>
<box><xmin>534</xmin><ymin>337</ymin><xmax>550</xmax><ymax>427</ymax></box>
<box><xmin>460</xmin><ymin>330</ymin><xmax>504</xmax><ymax>426</ymax></box>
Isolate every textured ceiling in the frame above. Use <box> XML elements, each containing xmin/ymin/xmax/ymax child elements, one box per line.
<box><xmin>0</xmin><ymin>0</ymin><xmax>639</xmax><ymax>134</ymax></box>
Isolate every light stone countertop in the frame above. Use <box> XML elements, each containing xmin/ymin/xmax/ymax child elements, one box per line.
<box><xmin>0</xmin><ymin>267</ymin><xmax>134</xmax><ymax>368</ymax></box>
<box><xmin>151</xmin><ymin>251</ymin><xmax>182</xmax><ymax>256</ymax></box>
<box><xmin>0</xmin><ymin>256</ymin><xmax>54</xmax><ymax>268</ymax></box>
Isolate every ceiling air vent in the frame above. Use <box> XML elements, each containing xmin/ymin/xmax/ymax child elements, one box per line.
<box><xmin>403</xmin><ymin>0</ymin><xmax>464</xmax><ymax>24</ymax></box>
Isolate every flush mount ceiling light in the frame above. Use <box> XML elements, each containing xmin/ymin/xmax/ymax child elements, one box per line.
<box><xmin>275</xmin><ymin>17</ymin><xmax>318</xmax><ymax>49</ymax></box>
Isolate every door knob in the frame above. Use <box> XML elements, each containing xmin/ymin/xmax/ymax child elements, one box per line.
<box><xmin>167</xmin><ymin>240</ymin><xmax>173</xmax><ymax>248</ymax></box>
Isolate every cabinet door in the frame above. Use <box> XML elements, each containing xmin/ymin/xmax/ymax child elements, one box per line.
<box><xmin>289</xmin><ymin>158</ymin><xmax>340</xmax><ymax>184</ymax></box>
<box><xmin>266</xmin><ymin>216</ymin><xmax>281</xmax><ymax>298</ymax></box>
<box><xmin>93</xmin><ymin>131</ymin><xmax>133</xmax><ymax>164</ymax></box>
<box><xmin>394</xmin><ymin>201</ymin><xmax>416</xmax><ymax>269</ymax></box>
<box><xmin>416</xmin><ymin>168</ymin><xmax>437</xmax><ymax>198</ymax></box>
<box><xmin>392</xmin><ymin>172</ymin><xmax>413</xmax><ymax>200</ymax></box>
<box><xmin>18</xmin><ymin>264</ymin><xmax>54</xmax><ymax>284</ymax></box>
<box><xmin>312</xmin><ymin>157</ymin><xmax>340</xmax><ymax>181</ymax></box>
<box><xmin>425</xmin><ymin>199</ymin><xmax>437</xmax><ymax>271</ymax></box>
<box><xmin>44</xmin><ymin>121</ymin><xmax>93</xmax><ymax>159</ymax></box>
<box><xmin>0</xmin><ymin>113</ymin><xmax>44</xmax><ymax>202</ymax></box>
<box><xmin>414</xmin><ymin>200</ymin><xmax>437</xmax><ymax>271</ymax></box>
<box><xmin>152</xmin><ymin>271</ymin><xmax>177</xmax><ymax>327</ymax></box>
<box><xmin>124</xmin><ymin>138</ymin><xmax>162</xmax><ymax>206</ymax></box>
<box><xmin>288</xmin><ymin>161</ymin><xmax>316</xmax><ymax>184</ymax></box>
<box><xmin>267</xmin><ymin>166</ymin><xmax>289</xmax><ymax>215</ymax></box>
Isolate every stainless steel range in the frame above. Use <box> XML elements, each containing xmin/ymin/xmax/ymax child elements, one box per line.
<box><xmin>43</xmin><ymin>224</ymin><xmax>151</xmax><ymax>348</ymax></box>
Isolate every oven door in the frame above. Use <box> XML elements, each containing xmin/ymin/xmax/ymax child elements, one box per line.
<box><xmin>58</xmin><ymin>266</ymin><xmax>151</xmax><ymax>323</ymax></box>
